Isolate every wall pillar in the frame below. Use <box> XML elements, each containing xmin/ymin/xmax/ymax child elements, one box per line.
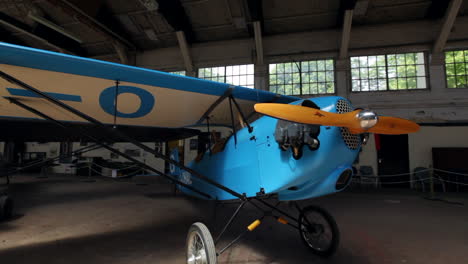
<box><xmin>335</xmin><ymin>59</ymin><xmax>350</xmax><ymax>98</ymax></box>
<box><xmin>255</xmin><ymin>63</ymin><xmax>268</xmax><ymax>91</ymax></box>
<box><xmin>428</xmin><ymin>52</ymin><xmax>446</xmax><ymax>95</ymax></box>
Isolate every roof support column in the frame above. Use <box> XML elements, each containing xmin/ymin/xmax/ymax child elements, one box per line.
<box><xmin>339</xmin><ymin>10</ymin><xmax>353</xmax><ymax>59</ymax></box>
<box><xmin>176</xmin><ymin>31</ymin><xmax>195</xmax><ymax>77</ymax></box>
<box><xmin>428</xmin><ymin>53</ymin><xmax>447</xmax><ymax>95</ymax></box>
<box><xmin>253</xmin><ymin>21</ymin><xmax>264</xmax><ymax>65</ymax></box>
<box><xmin>433</xmin><ymin>0</ymin><xmax>463</xmax><ymax>54</ymax></box>
<box><xmin>430</xmin><ymin>0</ymin><xmax>462</xmax><ymax>94</ymax></box>
<box><xmin>255</xmin><ymin>63</ymin><xmax>268</xmax><ymax>91</ymax></box>
<box><xmin>253</xmin><ymin>20</ymin><xmax>267</xmax><ymax>91</ymax></box>
<box><xmin>335</xmin><ymin>59</ymin><xmax>350</xmax><ymax>98</ymax></box>
<box><xmin>337</xmin><ymin>7</ymin><xmax>354</xmax><ymax>98</ymax></box>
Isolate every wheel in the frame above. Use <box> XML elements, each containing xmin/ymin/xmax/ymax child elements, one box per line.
<box><xmin>298</xmin><ymin>206</ymin><xmax>339</xmax><ymax>257</ymax></box>
<box><xmin>0</xmin><ymin>195</ymin><xmax>13</xmax><ymax>221</ymax></box>
<box><xmin>186</xmin><ymin>222</ymin><xmax>217</xmax><ymax>264</ymax></box>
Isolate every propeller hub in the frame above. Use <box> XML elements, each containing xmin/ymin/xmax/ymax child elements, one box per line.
<box><xmin>357</xmin><ymin>110</ymin><xmax>378</xmax><ymax>129</ymax></box>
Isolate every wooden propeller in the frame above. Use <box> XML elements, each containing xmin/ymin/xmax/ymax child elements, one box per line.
<box><xmin>254</xmin><ymin>103</ymin><xmax>419</xmax><ymax>135</ymax></box>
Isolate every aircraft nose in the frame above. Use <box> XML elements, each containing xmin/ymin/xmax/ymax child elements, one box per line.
<box><xmin>356</xmin><ymin>110</ymin><xmax>378</xmax><ymax>129</ymax></box>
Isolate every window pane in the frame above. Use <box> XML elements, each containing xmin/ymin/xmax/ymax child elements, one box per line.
<box><xmin>369</xmin><ymin>79</ymin><xmax>378</xmax><ymax>91</ymax></box>
<box><xmin>269</xmin><ymin>59</ymin><xmax>335</xmax><ymax>95</ymax></box>
<box><xmin>417</xmin><ymin>77</ymin><xmax>427</xmax><ymax>89</ymax></box>
<box><xmin>326</xmin><ymin>60</ymin><xmax>334</xmax><ymax>70</ymax></box>
<box><xmin>406</xmin><ymin>65</ymin><xmax>416</xmax><ymax>77</ymax></box>
<box><xmin>317</xmin><ymin>60</ymin><xmax>325</xmax><ymax>71</ymax></box>
<box><xmin>351</xmin><ymin>57</ymin><xmax>359</xmax><ymax>68</ymax></box>
<box><xmin>352</xmin><ymin>80</ymin><xmax>360</xmax><ymax>91</ymax></box>
<box><xmin>396</xmin><ymin>54</ymin><xmax>406</xmax><ymax>65</ymax></box>
<box><xmin>378</xmin><ymin>67</ymin><xmax>386</xmax><ymax>78</ymax></box>
<box><xmin>407</xmin><ymin>77</ymin><xmax>417</xmax><ymax>89</ymax></box>
<box><xmin>445</xmin><ymin>52</ymin><xmax>455</xmax><ymax>63</ymax></box>
<box><xmin>388</xmin><ymin>78</ymin><xmax>397</xmax><ymax>90</ymax></box>
<box><xmin>397</xmin><ymin>66</ymin><xmax>406</xmax><ymax>77</ymax></box>
<box><xmin>387</xmin><ymin>54</ymin><xmax>397</xmax><ymax>66</ymax></box>
<box><xmin>358</xmin><ymin>56</ymin><xmax>367</xmax><ymax>67</ymax></box>
<box><xmin>369</xmin><ymin>67</ymin><xmax>378</xmax><ymax>79</ymax></box>
<box><xmin>455</xmin><ymin>63</ymin><xmax>466</xmax><ymax>75</ymax></box>
<box><xmin>447</xmin><ymin>76</ymin><xmax>456</xmax><ymax>88</ymax></box>
<box><xmin>378</xmin><ymin>79</ymin><xmax>387</xmax><ymax>90</ymax></box>
<box><xmin>446</xmin><ymin>64</ymin><xmax>455</xmax><ymax>76</ymax></box>
<box><xmin>456</xmin><ymin>76</ymin><xmax>467</xmax><ymax>88</ymax></box>
<box><xmin>454</xmin><ymin>51</ymin><xmax>465</xmax><ymax>63</ymax></box>
<box><xmin>377</xmin><ymin>55</ymin><xmax>386</xmax><ymax>67</ymax></box>
<box><xmin>397</xmin><ymin>78</ymin><xmax>407</xmax><ymax>90</ymax></box>
<box><xmin>351</xmin><ymin>68</ymin><xmax>360</xmax><ymax>79</ymax></box>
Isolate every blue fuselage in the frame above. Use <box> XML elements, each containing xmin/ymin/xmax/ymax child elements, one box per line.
<box><xmin>178</xmin><ymin>96</ymin><xmax>361</xmax><ymax>201</ymax></box>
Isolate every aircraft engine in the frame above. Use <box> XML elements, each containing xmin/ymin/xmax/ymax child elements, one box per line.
<box><xmin>274</xmin><ymin>100</ymin><xmax>321</xmax><ymax>159</ymax></box>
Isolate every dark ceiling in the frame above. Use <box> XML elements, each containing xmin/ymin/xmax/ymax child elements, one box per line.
<box><xmin>0</xmin><ymin>0</ymin><xmax>465</xmax><ymax>63</ymax></box>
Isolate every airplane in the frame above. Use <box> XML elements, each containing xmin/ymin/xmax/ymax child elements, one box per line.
<box><xmin>0</xmin><ymin>42</ymin><xmax>419</xmax><ymax>264</ymax></box>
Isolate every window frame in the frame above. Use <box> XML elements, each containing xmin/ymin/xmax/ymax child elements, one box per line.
<box><xmin>169</xmin><ymin>70</ymin><xmax>187</xmax><ymax>76</ymax></box>
<box><xmin>444</xmin><ymin>49</ymin><xmax>468</xmax><ymax>89</ymax></box>
<box><xmin>268</xmin><ymin>59</ymin><xmax>337</xmax><ymax>96</ymax></box>
<box><xmin>197</xmin><ymin>64</ymin><xmax>255</xmax><ymax>88</ymax></box>
<box><xmin>349</xmin><ymin>51</ymin><xmax>430</xmax><ymax>93</ymax></box>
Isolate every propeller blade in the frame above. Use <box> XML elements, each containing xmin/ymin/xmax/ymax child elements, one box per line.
<box><xmin>254</xmin><ymin>103</ymin><xmax>420</xmax><ymax>135</ymax></box>
<box><xmin>366</xmin><ymin>116</ymin><xmax>420</xmax><ymax>134</ymax></box>
<box><xmin>254</xmin><ymin>103</ymin><xmax>361</xmax><ymax>128</ymax></box>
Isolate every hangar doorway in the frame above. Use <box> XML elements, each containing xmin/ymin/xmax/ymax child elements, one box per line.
<box><xmin>377</xmin><ymin>134</ymin><xmax>410</xmax><ymax>188</ymax></box>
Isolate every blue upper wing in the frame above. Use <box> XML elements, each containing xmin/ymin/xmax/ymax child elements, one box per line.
<box><xmin>0</xmin><ymin>42</ymin><xmax>299</xmax><ymax>128</ymax></box>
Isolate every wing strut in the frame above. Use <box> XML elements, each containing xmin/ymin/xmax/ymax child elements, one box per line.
<box><xmin>5</xmin><ymin>96</ymin><xmax>212</xmax><ymax>199</ymax></box>
<box><xmin>0</xmin><ymin>70</ymin><xmax>245</xmax><ymax>200</ymax></box>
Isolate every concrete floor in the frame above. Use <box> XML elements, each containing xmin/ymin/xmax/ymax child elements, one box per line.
<box><xmin>1</xmin><ymin>174</ymin><xmax>467</xmax><ymax>264</ymax></box>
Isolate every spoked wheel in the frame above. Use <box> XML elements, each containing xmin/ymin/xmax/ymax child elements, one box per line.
<box><xmin>298</xmin><ymin>205</ymin><xmax>339</xmax><ymax>257</ymax></box>
<box><xmin>186</xmin><ymin>222</ymin><xmax>217</xmax><ymax>264</ymax></box>
<box><xmin>0</xmin><ymin>195</ymin><xmax>13</xmax><ymax>221</ymax></box>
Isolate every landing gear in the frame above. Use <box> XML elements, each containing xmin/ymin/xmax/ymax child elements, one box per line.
<box><xmin>0</xmin><ymin>195</ymin><xmax>13</xmax><ymax>221</ymax></box>
<box><xmin>186</xmin><ymin>222</ymin><xmax>217</xmax><ymax>264</ymax></box>
<box><xmin>185</xmin><ymin>200</ymin><xmax>340</xmax><ymax>263</ymax></box>
<box><xmin>298</xmin><ymin>205</ymin><xmax>339</xmax><ymax>257</ymax></box>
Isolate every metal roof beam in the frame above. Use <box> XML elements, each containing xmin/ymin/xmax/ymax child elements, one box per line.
<box><xmin>156</xmin><ymin>0</ymin><xmax>195</xmax><ymax>43</ymax></box>
<box><xmin>339</xmin><ymin>10</ymin><xmax>353</xmax><ymax>59</ymax></box>
<box><xmin>253</xmin><ymin>21</ymin><xmax>264</xmax><ymax>65</ymax></box>
<box><xmin>433</xmin><ymin>0</ymin><xmax>463</xmax><ymax>53</ymax></box>
<box><xmin>176</xmin><ymin>31</ymin><xmax>194</xmax><ymax>75</ymax></box>
<box><xmin>0</xmin><ymin>11</ymin><xmax>78</xmax><ymax>54</ymax></box>
<box><xmin>44</xmin><ymin>0</ymin><xmax>136</xmax><ymax>51</ymax></box>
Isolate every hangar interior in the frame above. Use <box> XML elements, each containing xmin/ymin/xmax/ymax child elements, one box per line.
<box><xmin>0</xmin><ymin>0</ymin><xmax>468</xmax><ymax>264</ymax></box>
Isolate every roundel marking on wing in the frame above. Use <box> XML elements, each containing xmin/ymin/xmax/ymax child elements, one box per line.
<box><xmin>99</xmin><ymin>86</ymin><xmax>155</xmax><ymax>118</ymax></box>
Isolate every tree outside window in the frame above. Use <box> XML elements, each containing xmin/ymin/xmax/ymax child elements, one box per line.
<box><xmin>198</xmin><ymin>65</ymin><xmax>254</xmax><ymax>88</ymax></box>
<box><xmin>269</xmin><ymin>59</ymin><xmax>335</xmax><ymax>95</ymax></box>
<box><xmin>445</xmin><ymin>50</ymin><xmax>468</xmax><ymax>88</ymax></box>
<box><xmin>351</xmin><ymin>52</ymin><xmax>427</xmax><ymax>92</ymax></box>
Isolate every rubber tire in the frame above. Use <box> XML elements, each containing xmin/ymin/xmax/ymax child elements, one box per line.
<box><xmin>186</xmin><ymin>222</ymin><xmax>217</xmax><ymax>264</ymax></box>
<box><xmin>298</xmin><ymin>205</ymin><xmax>339</xmax><ymax>257</ymax></box>
<box><xmin>0</xmin><ymin>195</ymin><xmax>13</xmax><ymax>221</ymax></box>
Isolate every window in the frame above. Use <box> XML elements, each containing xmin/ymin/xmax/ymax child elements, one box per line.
<box><xmin>198</xmin><ymin>64</ymin><xmax>254</xmax><ymax>88</ymax></box>
<box><xmin>351</xmin><ymin>52</ymin><xmax>427</xmax><ymax>92</ymax></box>
<box><xmin>269</xmin><ymin>59</ymin><xmax>335</xmax><ymax>95</ymax></box>
<box><xmin>445</xmin><ymin>50</ymin><xmax>468</xmax><ymax>88</ymax></box>
<box><xmin>169</xmin><ymin>70</ymin><xmax>186</xmax><ymax>76</ymax></box>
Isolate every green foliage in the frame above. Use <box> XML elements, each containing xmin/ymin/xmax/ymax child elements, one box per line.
<box><xmin>445</xmin><ymin>50</ymin><xmax>468</xmax><ymax>89</ymax></box>
<box><xmin>269</xmin><ymin>60</ymin><xmax>335</xmax><ymax>95</ymax></box>
<box><xmin>351</xmin><ymin>53</ymin><xmax>426</xmax><ymax>91</ymax></box>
